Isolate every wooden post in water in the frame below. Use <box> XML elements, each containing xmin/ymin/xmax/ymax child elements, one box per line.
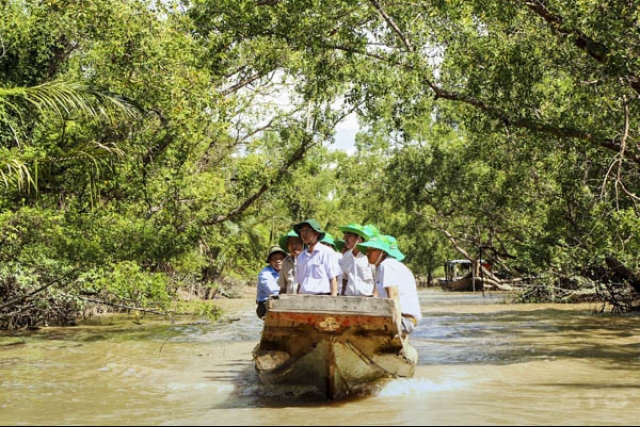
<box><xmin>479</xmin><ymin>247</ymin><xmax>485</xmax><ymax>297</ymax></box>
<box><xmin>472</xmin><ymin>260</ymin><xmax>476</xmax><ymax>292</ymax></box>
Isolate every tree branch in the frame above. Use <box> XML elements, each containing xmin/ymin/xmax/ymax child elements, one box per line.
<box><xmin>202</xmin><ymin>130</ymin><xmax>317</xmax><ymax>226</ymax></box>
<box><xmin>519</xmin><ymin>0</ymin><xmax>640</xmax><ymax>95</ymax></box>
<box><xmin>0</xmin><ymin>270</ymin><xmax>77</xmax><ymax>312</ymax></box>
<box><xmin>326</xmin><ymin>40</ymin><xmax>634</xmax><ymax>164</ymax></box>
<box><xmin>74</xmin><ymin>295</ymin><xmax>171</xmax><ymax>318</ymax></box>
<box><xmin>368</xmin><ymin>0</ymin><xmax>413</xmax><ymax>52</ymax></box>
<box><xmin>438</xmin><ymin>226</ymin><xmax>473</xmax><ymax>260</ymax></box>
<box><xmin>201</xmin><ymin>100</ymin><xmax>359</xmax><ymax>227</ymax></box>
<box><xmin>220</xmin><ymin>71</ymin><xmax>266</xmax><ymax>97</ymax></box>
<box><xmin>605</xmin><ymin>256</ymin><xmax>640</xmax><ymax>294</ymax></box>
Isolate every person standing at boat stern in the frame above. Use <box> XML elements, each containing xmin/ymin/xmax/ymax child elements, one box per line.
<box><xmin>256</xmin><ymin>245</ymin><xmax>286</xmax><ymax>319</ymax></box>
<box><xmin>294</xmin><ymin>219</ymin><xmax>342</xmax><ymax>296</ymax></box>
<box><xmin>339</xmin><ymin>223</ymin><xmax>379</xmax><ymax>296</ymax></box>
<box><xmin>277</xmin><ymin>230</ymin><xmax>304</xmax><ymax>294</ymax></box>
<box><xmin>357</xmin><ymin>235</ymin><xmax>422</xmax><ymax>335</ymax></box>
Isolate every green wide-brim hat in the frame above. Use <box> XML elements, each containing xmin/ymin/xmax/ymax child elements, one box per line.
<box><xmin>388</xmin><ymin>247</ymin><xmax>406</xmax><ymax>262</ymax></box>
<box><xmin>363</xmin><ymin>224</ymin><xmax>380</xmax><ymax>240</ymax></box>
<box><xmin>293</xmin><ymin>219</ymin><xmax>326</xmax><ymax>241</ymax></box>
<box><xmin>279</xmin><ymin>230</ymin><xmax>300</xmax><ymax>252</ymax></box>
<box><xmin>384</xmin><ymin>235</ymin><xmax>406</xmax><ymax>262</ymax></box>
<box><xmin>321</xmin><ymin>232</ymin><xmax>336</xmax><ymax>248</ymax></box>
<box><xmin>338</xmin><ymin>223</ymin><xmax>369</xmax><ymax>241</ymax></box>
<box><xmin>356</xmin><ymin>235</ymin><xmax>391</xmax><ymax>255</ymax></box>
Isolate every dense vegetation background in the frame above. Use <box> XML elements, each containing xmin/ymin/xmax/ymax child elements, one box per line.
<box><xmin>2</xmin><ymin>0</ymin><xmax>640</xmax><ymax>328</ymax></box>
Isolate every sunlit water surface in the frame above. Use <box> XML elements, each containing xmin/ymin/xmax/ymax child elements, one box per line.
<box><xmin>2</xmin><ymin>289</ymin><xmax>640</xmax><ymax>426</ymax></box>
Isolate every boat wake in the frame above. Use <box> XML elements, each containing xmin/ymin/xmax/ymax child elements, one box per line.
<box><xmin>377</xmin><ymin>377</ymin><xmax>469</xmax><ymax>397</ymax></box>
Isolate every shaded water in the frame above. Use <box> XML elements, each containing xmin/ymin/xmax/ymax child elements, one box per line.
<box><xmin>2</xmin><ymin>289</ymin><xmax>640</xmax><ymax>425</ymax></box>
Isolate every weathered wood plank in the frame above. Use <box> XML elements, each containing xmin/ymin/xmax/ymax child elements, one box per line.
<box><xmin>254</xmin><ymin>294</ymin><xmax>417</xmax><ymax>399</ymax></box>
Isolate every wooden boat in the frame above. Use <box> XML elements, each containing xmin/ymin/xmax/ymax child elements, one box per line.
<box><xmin>252</xmin><ymin>294</ymin><xmax>418</xmax><ymax>399</ymax></box>
<box><xmin>439</xmin><ymin>259</ymin><xmax>498</xmax><ymax>292</ymax></box>
<box><xmin>439</xmin><ymin>272</ymin><xmax>483</xmax><ymax>292</ymax></box>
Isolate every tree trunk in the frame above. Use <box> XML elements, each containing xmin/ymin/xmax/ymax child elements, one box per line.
<box><xmin>605</xmin><ymin>256</ymin><xmax>640</xmax><ymax>293</ymax></box>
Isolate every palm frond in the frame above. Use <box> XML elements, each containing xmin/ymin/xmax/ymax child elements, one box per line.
<box><xmin>0</xmin><ymin>157</ymin><xmax>34</xmax><ymax>191</ymax></box>
<box><xmin>0</xmin><ymin>81</ymin><xmax>141</xmax><ymax>191</ymax></box>
<box><xmin>0</xmin><ymin>140</ymin><xmax>126</xmax><ymax>192</ymax></box>
<box><xmin>0</xmin><ymin>80</ymin><xmax>142</xmax><ymax>123</ymax></box>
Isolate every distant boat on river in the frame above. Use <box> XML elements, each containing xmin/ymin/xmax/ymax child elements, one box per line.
<box><xmin>252</xmin><ymin>294</ymin><xmax>418</xmax><ymax>399</ymax></box>
<box><xmin>438</xmin><ymin>259</ymin><xmax>517</xmax><ymax>292</ymax></box>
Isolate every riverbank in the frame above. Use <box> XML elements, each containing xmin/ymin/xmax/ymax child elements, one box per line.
<box><xmin>82</xmin><ymin>286</ymin><xmax>602</xmax><ymax>329</ymax></box>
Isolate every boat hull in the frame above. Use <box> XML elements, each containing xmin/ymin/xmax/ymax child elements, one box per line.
<box><xmin>253</xmin><ymin>295</ymin><xmax>418</xmax><ymax>399</ymax></box>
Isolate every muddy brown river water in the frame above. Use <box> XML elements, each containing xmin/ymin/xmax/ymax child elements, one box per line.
<box><xmin>1</xmin><ymin>289</ymin><xmax>639</xmax><ymax>425</ymax></box>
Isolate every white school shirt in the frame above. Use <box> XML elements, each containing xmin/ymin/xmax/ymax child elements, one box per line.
<box><xmin>341</xmin><ymin>249</ymin><xmax>376</xmax><ymax>296</ymax></box>
<box><xmin>375</xmin><ymin>257</ymin><xmax>422</xmax><ymax>321</ymax></box>
<box><xmin>295</xmin><ymin>243</ymin><xmax>342</xmax><ymax>295</ymax></box>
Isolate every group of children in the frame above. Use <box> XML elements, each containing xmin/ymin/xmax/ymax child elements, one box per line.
<box><xmin>256</xmin><ymin>219</ymin><xmax>422</xmax><ymax>335</ymax></box>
